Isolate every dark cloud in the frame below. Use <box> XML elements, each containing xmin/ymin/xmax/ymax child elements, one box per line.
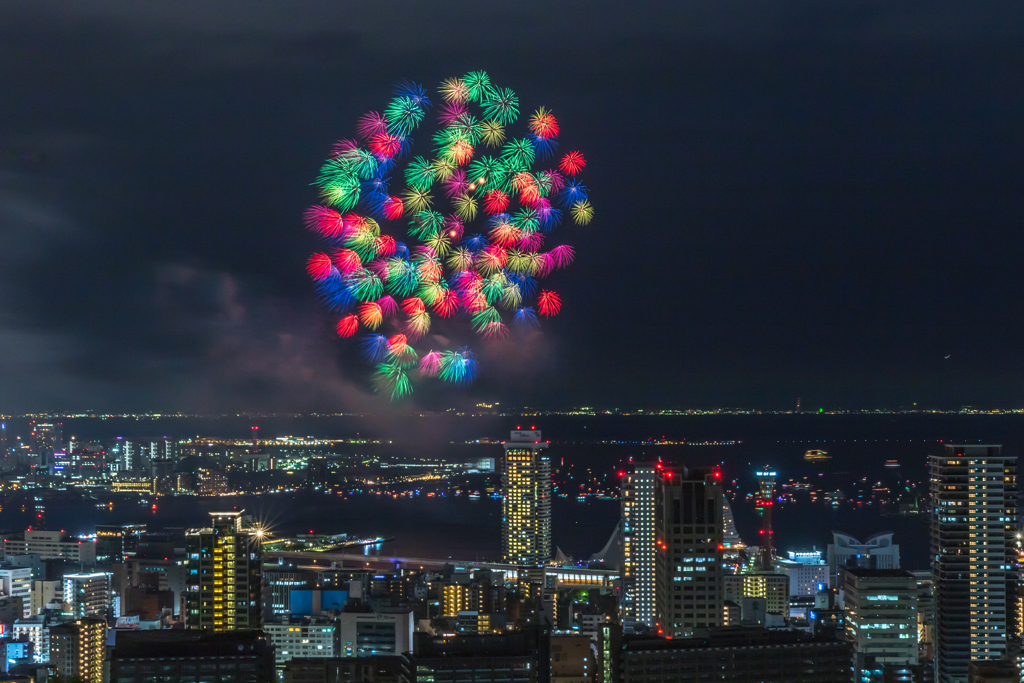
<box><xmin>2</xmin><ymin>0</ymin><xmax>1024</xmax><ymax>411</ymax></box>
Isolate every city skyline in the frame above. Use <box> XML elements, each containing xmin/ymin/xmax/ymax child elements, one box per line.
<box><xmin>0</xmin><ymin>412</ymin><xmax>1014</xmax><ymax>681</ymax></box>
<box><xmin>4</xmin><ymin>2</ymin><xmax>1024</xmax><ymax>681</ymax></box>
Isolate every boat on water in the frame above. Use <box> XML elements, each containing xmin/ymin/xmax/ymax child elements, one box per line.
<box><xmin>884</xmin><ymin>459</ymin><xmax>900</xmax><ymax>468</ymax></box>
<box><xmin>804</xmin><ymin>449</ymin><xmax>831</xmax><ymax>461</ymax></box>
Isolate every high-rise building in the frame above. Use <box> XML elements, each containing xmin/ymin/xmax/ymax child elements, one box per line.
<box><xmin>754</xmin><ymin>467</ymin><xmax>777</xmax><ymax>569</ymax></box>
<box><xmin>840</xmin><ymin>568</ymin><xmax>918</xmax><ymax>678</ymax></box>
<box><xmin>930</xmin><ymin>444</ymin><xmax>1017</xmax><ymax>683</ymax></box>
<box><xmin>263</xmin><ymin>559</ymin><xmax>315</xmax><ymax>617</ymax></box>
<box><xmin>185</xmin><ymin>511</ymin><xmax>263</xmax><ymax>631</ymax></box>
<box><xmin>502</xmin><ymin>430</ymin><xmax>551</xmax><ymax>565</ymax></box>
<box><xmin>620</xmin><ymin>462</ymin><xmax>657</xmax><ymax>631</ymax></box>
<box><xmin>29</xmin><ymin>421</ymin><xmax>61</xmax><ymax>468</ymax></box>
<box><xmin>116</xmin><ymin>437</ymin><xmax>170</xmax><ymax>472</ymax></box>
<box><xmin>48</xmin><ymin>617</ymin><xmax>106</xmax><ymax>683</ymax></box>
<box><xmin>96</xmin><ymin>523</ymin><xmax>147</xmax><ymax>564</ymax></box>
<box><xmin>63</xmin><ymin>572</ymin><xmax>113</xmax><ymax>618</ymax></box>
<box><xmin>149</xmin><ymin>436</ymin><xmax>175</xmax><ymax>460</ymax></box>
<box><xmin>655</xmin><ymin>467</ymin><xmax>725</xmax><ymax>638</ymax></box>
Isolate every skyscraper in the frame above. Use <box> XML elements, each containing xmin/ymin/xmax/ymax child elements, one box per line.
<box><xmin>621</xmin><ymin>462</ymin><xmax>657</xmax><ymax>631</ymax></box>
<box><xmin>185</xmin><ymin>511</ymin><xmax>263</xmax><ymax>631</ymax></box>
<box><xmin>63</xmin><ymin>572</ymin><xmax>114</xmax><ymax>618</ymax></box>
<box><xmin>48</xmin><ymin>618</ymin><xmax>106</xmax><ymax>683</ymax></box>
<box><xmin>655</xmin><ymin>467</ymin><xmax>725</xmax><ymax>638</ymax></box>
<box><xmin>29</xmin><ymin>421</ymin><xmax>61</xmax><ymax>468</ymax></box>
<box><xmin>754</xmin><ymin>466</ymin><xmax>777</xmax><ymax>569</ymax></box>
<box><xmin>930</xmin><ymin>444</ymin><xmax>1017</xmax><ymax>683</ymax></box>
<box><xmin>121</xmin><ymin>438</ymin><xmax>171</xmax><ymax>473</ymax></box>
<box><xmin>502</xmin><ymin>430</ymin><xmax>551</xmax><ymax>565</ymax></box>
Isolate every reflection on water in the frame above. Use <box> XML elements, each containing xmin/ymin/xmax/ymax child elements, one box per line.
<box><xmin>0</xmin><ymin>490</ymin><xmax>929</xmax><ymax>568</ymax></box>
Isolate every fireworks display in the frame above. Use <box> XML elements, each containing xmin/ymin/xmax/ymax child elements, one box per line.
<box><xmin>305</xmin><ymin>72</ymin><xmax>591</xmax><ymax>399</ymax></box>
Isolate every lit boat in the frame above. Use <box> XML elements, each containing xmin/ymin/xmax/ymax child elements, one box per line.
<box><xmin>804</xmin><ymin>449</ymin><xmax>830</xmax><ymax>461</ymax></box>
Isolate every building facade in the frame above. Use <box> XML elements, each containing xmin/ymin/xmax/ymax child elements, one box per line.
<box><xmin>108</xmin><ymin>630</ymin><xmax>275</xmax><ymax>683</ymax></box>
<box><xmin>13</xmin><ymin>615</ymin><xmax>50</xmax><ymax>662</ymax></box>
<box><xmin>96</xmin><ymin>523</ymin><xmax>146</xmax><ymax>564</ymax></box>
<box><xmin>338</xmin><ymin>611</ymin><xmax>414</xmax><ymax>657</ymax></box>
<box><xmin>621</xmin><ymin>463</ymin><xmax>657</xmax><ymax>631</ymax></box>
<box><xmin>776</xmin><ymin>558</ymin><xmax>830</xmax><ymax>597</ymax></box>
<box><xmin>265</xmin><ymin>617</ymin><xmax>337</xmax><ymax>670</ymax></box>
<box><xmin>502</xmin><ymin>430</ymin><xmax>551</xmax><ymax>565</ymax></box>
<box><xmin>185</xmin><ymin>511</ymin><xmax>263</xmax><ymax>631</ymax></box>
<box><xmin>840</xmin><ymin>568</ymin><xmax>918</xmax><ymax>678</ymax></box>
<box><xmin>0</xmin><ymin>565</ymin><xmax>33</xmax><ymax>617</ymax></box>
<box><xmin>930</xmin><ymin>445</ymin><xmax>1017</xmax><ymax>683</ymax></box>
<box><xmin>48</xmin><ymin>618</ymin><xmax>106</xmax><ymax>683</ymax></box>
<box><xmin>620</xmin><ymin>628</ymin><xmax>853</xmax><ymax>683</ymax></box>
<box><xmin>723</xmin><ymin>573</ymin><xmax>789</xmax><ymax>619</ymax></box>
<box><xmin>63</xmin><ymin>572</ymin><xmax>113</xmax><ymax>618</ymax></box>
<box><xmin>655</xmin><ymin>467</ymin><xmax>725</xmax><ymax>638</ymax></box>
<box><xmin>2</xmin><ymin>530</ymin><xmax>97</xmax><ymax>564</ymax></box>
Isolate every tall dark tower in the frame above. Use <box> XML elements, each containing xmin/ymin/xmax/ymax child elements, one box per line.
<box><xmin>755</xmin><ymin>467</ymin><xmax>777</xmax><ymax>570</ymax></box>
<box><xmin>930</xmin><ymin>445</ymin><xmax>1017</xmax><ymax>683</ymax></box>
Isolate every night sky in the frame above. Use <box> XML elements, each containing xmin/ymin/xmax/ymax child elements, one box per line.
<box><xmin>3</xmin><ymin>1</ymin><xmax>1024</xmax><ymax>413</ymax></box>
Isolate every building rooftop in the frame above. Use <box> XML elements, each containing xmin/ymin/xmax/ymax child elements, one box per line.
<box><xmin>415</xmin><ymin>630</ymin><xmax>543</xmax><ymax>659</ymax></box>
<box><xmin>623</xmin><ymin>627</ymin><xmax>848</xmax><ymax>652</ymax></box>
<box><xmin>110</xmin><ymin>630</ymin><xmax>270</xmax><ymax>659</ymax></box>
<box><xmin>839</xmin><ymin>567</ymin><xmax>914</xmax><ymax>579</ymax></box>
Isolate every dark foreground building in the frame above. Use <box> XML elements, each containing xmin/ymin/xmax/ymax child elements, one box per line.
<box><xmin>283</xmin><ymin>656</ymin><xmax>412</xmax><ymax>683</ymax></box>
<box><xmin>621</xmin><ymin>627</ymin><xmax>853</xmax><ymax>683</ymax></box>
<box><xmin>108</xmin><ymin>629</ymin><xmax>275</xmax><ymax>683</ymax></box>
<box><xmin>414</xmin><ymin>629</ymin><xmax>549</xmax><ymax>683</ymax></box>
